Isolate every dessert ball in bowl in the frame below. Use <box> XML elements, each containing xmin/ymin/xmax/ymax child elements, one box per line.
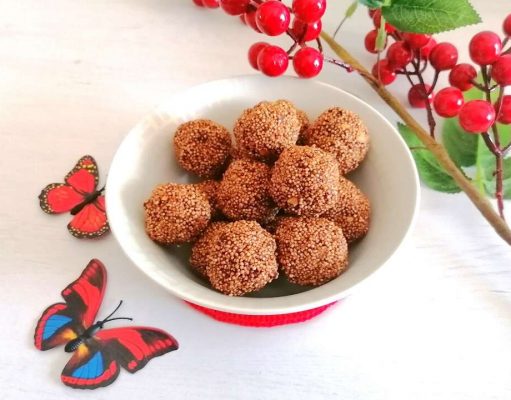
<box><xmin>106</xmin><ymin>75</ymin><xmax>419</xmax><ymax>315</ymax></box>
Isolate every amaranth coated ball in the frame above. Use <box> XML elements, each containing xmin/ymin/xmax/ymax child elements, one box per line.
<box><xmin>144</xmin><ymin>183</ymin><xmax>211</xmax><ymax>245</ymax></box>
<box><xmin>217</xmin><ymin>159</ymin><xmax>277</xmax><ymax>222</ymax></box>
<box><xmin>321</xmin><ymin>176</ymin><xmax>371</xmax><ymax>243</ymax></box>
<box><xmin>303</xmin><ymin>107</ymin><xmax>369</xmax><ymax>174</ymax></box>
<box><xmin>234</xmin><ymin>100</ymin><xmax>301</xmax><ymax>162</ymax></box>
<box><xmin>205</xmin><ymin>221</ymin><xmax>278</xmax><ymax>296</ymax></box>
<box><xmin>173</xmin><ymin>119</ymin><xmax>232</xmax><ymax>178</ymax></box>
<box><xmin>275</xmin><ymin>217</ymin><xmax>348</xmax><ymax>286</ymax></box>
<box><xmin>269</xmin><ymin>145</ymin><xmax>340</xmax><ymax>216</ymax></box>
<box><xmin>190</xmin><ymin>221</ymin><xmax>227</xmax><ymax>278</ymax></box>
<box><xmin>195</xmin><ymin>179</ymin><xmax>221</xmax><ymax>219</ymax></box>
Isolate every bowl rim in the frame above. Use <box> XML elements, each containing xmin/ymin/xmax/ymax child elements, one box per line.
<box><xmin>106</xmin><ymin>74</ymin><xmax>420</xmax><ymax>315</ymax></box>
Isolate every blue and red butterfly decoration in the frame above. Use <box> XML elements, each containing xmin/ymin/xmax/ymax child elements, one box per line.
<box><xmin>34</xmin><ymin>259</ymin><xmax>179</xmax><ymax>389</ymax></box>
<box><xmin>39</xmin><ymin>155</ymin><xmax>109</xmax><ymax>238</ymax></box>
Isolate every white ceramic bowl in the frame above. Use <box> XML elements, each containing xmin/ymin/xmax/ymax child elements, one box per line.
<box><xmin>106</xmin><ymin>75</ymin><xmax>419</xmax><ymax>315</ymax></box>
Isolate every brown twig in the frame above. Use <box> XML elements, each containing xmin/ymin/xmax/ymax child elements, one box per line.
<box><xmin>321</xmin><ymin>31</ymin><xmax>511</xmax><ymax>245</ymax></box>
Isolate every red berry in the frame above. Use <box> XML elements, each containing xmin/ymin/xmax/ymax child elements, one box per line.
<box><xmin>495</xmin><ymin>96</ymin><xmax>511</xmax><ymax>124</ymax></box>
<box><xmin>292</xmin><ymin>0</ymin><xmax>326</xmax><ymax>24</ymax></box>
<box><xmin>387</xmin><ymin>41</ymin><xmax>412</xmax><ymax>69</ymax></box>
<box><xmin>459</xmin><ymin>100</ymin><xmax>496</xmax><ymax>133</ymax></box>
<box><xmin>240</xmin><ymin>14</ymin><xmax>247</xmax><ymax>24</ymax></box>
<box><xmin>364</xmin><ymin>29</ymin><xmax>382</xmax><ymax>54</ymax></box>
<box><xmin>372</xmin><ymin>59</ymin><xmax>396</xmax><ymax>85</ymax></box>
<box><xmin>429</xmin><ymin>42</ymin><xmax>458</xmax><ymax>71</ymax></box>
<box><xmin>402</xmin><ymin>33</ymin><xmax>432</xmax><ymax>49</ymax></box>
<box><xmin>291</xmin><ymin>19</ymin><xmax>322</xmax><ymax>42</ymax></box>
<box><xmin>192</xmin><ymin>0</ymin><xmax>204</xmax><ymax>6</ymax></box>
<box><xmin>202</xmin><ymin>0</ymin><xmax>220</xmax><ymax>7</ymax></box>
<box><xmin>491</xmin><ymin>55</ymin><xmax>511</xmax><ymax>86</ymax></box>
<box><xmin>220</xmin><ymin>0</ymin><xmax>250</xmax><ymax>15</ymax></box>
<box><xmin>368</xmin><ymin>8</ymin><xmax>377</xmax><ymax>18</ymax></box>
<box><xmin>469</xmin><ymin>31</ymin><xmax>502</xmax><ymax>65</ymax></box>
<box><xmin>372</xmin><ymin>9</ymin><xmax>396</xmax><ymax>33</ymax></box>
<box><xmin>257</xmin><ymin>45</ymin><xmax>289</xmax><ymax>77</ymax></box>
<box><xmin>449</xmin><ymin>63</ymin><xmax>477</xmax><ymax>91</ymax></box>
<box><xmin>408</xmin><ymin>84</ymin><xmax>433</xmax><ymax>108</ymax></box>
<box><xmin>504</xmin><ymin>14</ymin><xmax>511</xmax><ymax>37</ymax></box>
<box><xmin>433</xmin><ymin>87</ymin><xmax>464</xmax><ymax>118</ymax></box>
<box><xmin>293</xmin><ymin>46</ymin><xmax>323</xmax><ymax>78</ymax></box>
<box><xmin>256</xmin><ymin>1</ymin><xmax>290</xmax><ymax>36</ymax></box>
<box><xmin>244</xmin><ymin>9</ymin><xmax>261</xmax><ymax>33</ymax></box>
<box><xmin>419</xmin><ymin>38</ymin><xmax>436</xmax><ymax>60</ymax></box>
<box><xmin>248</xmin><ymin>42</ymin><xmax>269</xmax><ymax>70</ymax></box>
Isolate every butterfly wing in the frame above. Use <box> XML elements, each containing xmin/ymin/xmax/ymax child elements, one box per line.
<box><xmin>39</xmin><ymin>183</ymin><xmax>85</xmax><ymax>214</ymax></box>
<box><xmin>34</xmin><ymin>259</ymin><xmax>107</xmax><ymax>350</ymax></box>
<box><xmin>60</xmin><ymin>327</ymin><xmax>178</xmax><ymax>389</ymax></box>
<box><xmin>96</xmin><ymin>327</ymin><xmax>178</xmax><ymax>373</ymax></box>
<box><xmin>67</xmin><ymin>196</ymin><xmax>109</xmax><ymax>239</ymax></box>
<box><xmin>61</xmin><ymin>342</ymin><xmax>120</xmax><ymax>389</ymax></box>
<box><xmin>65</xmin><ymin>155</ymin><xmax>99</xmax><ymax>194</ymax></box>
<box><xmin>34</xmin><ymin>303</ymin><xmax>83</xmax><ymax>351</ymax></box>
<box><xmin>38</xmin><ymin>155</ymin><xmax>99</xmax><ymax>214</ymax></box>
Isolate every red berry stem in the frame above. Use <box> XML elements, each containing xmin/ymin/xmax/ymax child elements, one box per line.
<box><xmin>427</xmin><ymin>70</ymin><xmax>440</xmax><ymax>95</ymax></box>
<box><xmin>469</xmin><ymin>79</ymin><xmax>488</xmax><ymax>92</ymax></box>
<box><xmin>316</xmin><ymin>37</ymin><xmax>323</xmax><ymax>53</ymax></box>
<box><xmin>481</xmin><ymin>65</ymin><xmax>506</xmax><ymax>219</ymax></box>
<box><xmin>411</xmin><ymin>57</ymin><xmax>437</xmax><ymax>137</ymax></box>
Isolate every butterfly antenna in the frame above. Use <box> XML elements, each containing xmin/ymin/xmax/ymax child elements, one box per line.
<box><xmin>103</xmin><ymin>300</ymin><xmax>124</xmax><ymax>321</ymax></box>
<box><xmin>104</xmin><ymin>317</ymin><xmax>133</xmax><ymax>323</ymax></box>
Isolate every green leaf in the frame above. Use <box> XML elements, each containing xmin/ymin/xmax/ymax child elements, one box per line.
<box><xmin>382</xmin><ymin>0</ymin><xmax>481</xmax><ymax>34</ymax></box>
<box><xmin>345</xmin><ymin>1</ymin><xmax>358</xmax><ymax>18</ymax></box>
<box><xmin>476</xmin><ymin>126</ymin><xmax>511</xmax><ymax>199</ymax></box>
<box><xmin>398</xmin><ymin>123</ymin><xmax>461</xmax><ymax>193</ymax></box>
<box><xmin>442</xmin><ymin>118</ymin><xmax>478</xmax><ymax>167</ymax></box>
<box><xmin>359</xmin><ymin>0</ymin><xmax>385</xmax><ymax>8</ymax></box>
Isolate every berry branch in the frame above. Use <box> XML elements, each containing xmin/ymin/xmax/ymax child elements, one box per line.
<box><xmin>191</xmin><ymin>0</ymin><xmax>511</xmax><ymax>246</ymax></box>
<box><xmin>320</xmin><ymin>32</ymin><xmax>511</xmax><ymax>245</ymax></box>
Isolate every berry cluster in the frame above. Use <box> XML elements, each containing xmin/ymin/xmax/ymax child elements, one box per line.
<box><xmin>192</xmin><ymin>0</ymin><xmax>327</xmax><ymax>78</ymax></box>
<box><xmin>367</xmin><ymin>10</ymin><xmax>511</xmax><ymax>134</ymax></box>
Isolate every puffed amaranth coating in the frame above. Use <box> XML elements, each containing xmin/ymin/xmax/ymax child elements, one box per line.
<box><xmin>269</xmin><ymin>145</ymin><xmax>340</xmax><ymax>216</ymax></box>
<box><xmin>233</xmin><ymin>100</ymin><xmax>301</xmax><ymax>162</ymax></box>
<box><xmin>205</xmin><ymin>221</ymin><xmax>279</xmax><ymax>296</ymax></box>
<box><xmin>217</xmin><ymin>159</ymin><xmax>277</xmax><ymax>222</ymax></box>
<box><xmin>275</xmin><ymin>217</ymin><xmax>348</xmax><ymax>286</ymax></box>
<box><xmin>321</xmin><ymin>177</ymin><xmax>371</xmax><ymax>243</ymax></box>
<box><xmin>173</xmin><ymin>119</ymin><xmax>232</xmax><ymax>178</ymax></box>
<box><xmin>144</xmin><ymin>183</ymin><xmax>211</xmax><ymax>245</ymax></box>
<box><xmin>190</xmin><ymin>221</ymin><xmax>227</xmax><ymax>278</ymax></box>
<box><xmin>195</xmin><ymin>179</ymin><xmax>221</xmax><ymax>219</ymax></box>
<box><xmin>303</xmin><ymin>108</ymin><xmax>369</xmax><ymax>175</ymax></box>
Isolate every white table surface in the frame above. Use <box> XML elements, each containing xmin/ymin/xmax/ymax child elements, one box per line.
<box><xmin>1</xmin><ymin>1</ymin><xmax>511</xmax><ymax>399</ymax></box>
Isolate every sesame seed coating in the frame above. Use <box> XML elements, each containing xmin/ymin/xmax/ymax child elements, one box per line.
<box><xmin>275</xmin><ymin>217</ymin><xmax>348</xmax><ymax>286</ymax></box>
<box><xmin>173</xmin><ymin>119</ymin><xmax>232</xmax><ymax>178</ymax></box>
<box><xmin>190</xmin><ymin>221</ymin><xmax>227</xmax><ymax>278</ymax></box>
<box><xmin>269</xmin><ymin>145</ymin><xmax>340</xmax><ymax>216</ymax></box>
<box><xmin>217</xmin><ymin>159</ymin><xmax>277</xmax><ymax>222</ymax></box>
<box><xmin>303</xmin><ymin>108</ymin><xmax>370</xmax><ymax>175</ymax></box>
<box><xmin>205</xmin><ymin>221</ymin><xmax>279</xmax><ymax>296</ymax></box>
<box><xmin>321</xmin><ymin>177</ymin><xmax>371</xmax><ymax>243</ymax></box>
<box><xmin>234</xmin><ymin>100</ymin><xmax>301</xmax><ymax>162</ymax></box>
<box><xmin>195</xmin><ymin>179</ymin><xmax>221</xmax><ymax>219</ymax></box>
<box><xmin>144</xmin><ymin>183</ymin><xmax>211</xmax><ymax>245</ymax></box>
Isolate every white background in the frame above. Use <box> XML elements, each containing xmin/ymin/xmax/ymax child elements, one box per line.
<box><xmin>1</xmin><ymin>1</ymin><xmax>511</xmax><ymax>399</ymax></box>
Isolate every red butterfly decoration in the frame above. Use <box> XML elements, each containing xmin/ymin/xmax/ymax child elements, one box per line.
<box><xmin>34</xmin><ymin>259</ymin><xmax>179</xmax><ymax>389</ymax></box>
<box><xmin>39</xmin><ymin>155</ymin><xmax>109</xmax><ymax>238</ymax></box>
